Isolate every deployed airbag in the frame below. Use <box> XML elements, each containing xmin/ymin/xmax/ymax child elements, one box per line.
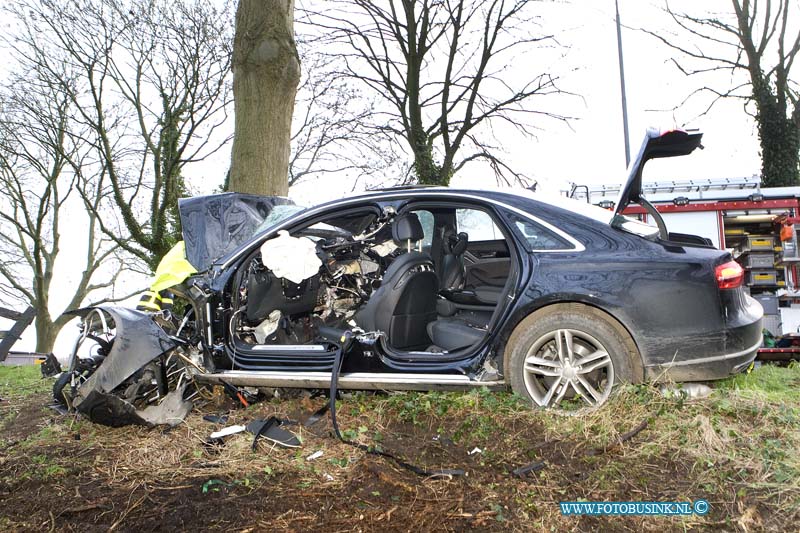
<box><xmin>260</xmin><ymin>230</ymin><xmax>322</xmax><ymax>284</ymax></box>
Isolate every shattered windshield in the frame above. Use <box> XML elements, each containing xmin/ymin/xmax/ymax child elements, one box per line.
<box><xmin>251</xmin><ymin>204</ymin><xmax>307</xmax><ymax>238</ymax></box>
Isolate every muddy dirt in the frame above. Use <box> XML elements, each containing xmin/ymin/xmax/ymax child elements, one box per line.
<box><xmin>0</xmin><ymin>390</ymin><xmax>789</xmax><ymax>532</ymax></box>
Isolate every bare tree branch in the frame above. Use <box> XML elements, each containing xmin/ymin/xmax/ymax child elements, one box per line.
<box><xmin>298</xmin><ymin>0</ymin><xmax>570</xmax><ymax>186</ymax></box>
<box><xmin>644</xmin><ymin>0</ymin><xmax>800</xmax><ymax>186</ymax></box>
<box><xmin>6</xmin><ymin>0</ymin><xmax>234</xmax><ymax>269</ymax></box>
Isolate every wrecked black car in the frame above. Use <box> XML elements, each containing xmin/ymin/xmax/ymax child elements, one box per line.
<box><xmin>54</xmin><ymin>130</ymin><xmax>763</xmax><ymax>425</ymax></box>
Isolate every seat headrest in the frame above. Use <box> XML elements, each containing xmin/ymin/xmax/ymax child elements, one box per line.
<box><xmin>449</xmin><ymin>232</ymin><xmax>469</xmax><ymax>256</ymax></box>
<box><xmin>442</xmin><ymin>224</ymin><xmax>468</xmax><ymax>255</ymax></box>
<box><xmin>392</xmin><ymin>213</ymin><xmax>425</xmax><ymax>243</ymax></box>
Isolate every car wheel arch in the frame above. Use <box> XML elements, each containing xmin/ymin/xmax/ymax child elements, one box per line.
<box><xmin>498</xmin><ymin>300</ymin><xmax>644</xmax><ymax>383</ymax></box>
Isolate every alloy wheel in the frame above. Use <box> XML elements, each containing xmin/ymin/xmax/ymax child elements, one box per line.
<box><xmin>522</xmin><ymin>328</ymin><xmax>614</xmax><ymax>409</ymax></box>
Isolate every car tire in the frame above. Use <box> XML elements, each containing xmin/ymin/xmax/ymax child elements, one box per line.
<box><xmin>505</xmin><ymin>303</ymin><xmax>642</xmax><ymax>411</ymax></box>
<box><xmin>53</xmin><ymin>372</ymin><xmax>72</xmax><ymax>407</ymax></box>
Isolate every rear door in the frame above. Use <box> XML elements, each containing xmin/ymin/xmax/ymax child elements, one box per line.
<box><xmin>457</xmin><ymin>208</ymin><xmax>511</xmax><ymax>287</ymax></box>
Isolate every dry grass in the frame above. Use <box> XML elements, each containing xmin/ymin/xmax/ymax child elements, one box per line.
<box><xmin>1</xmin><ymin>363</ymin><xmax>799</xmax><ymax>531</ymax></box>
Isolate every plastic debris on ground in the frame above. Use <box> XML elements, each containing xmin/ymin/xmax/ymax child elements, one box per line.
<box><xmin>246</xmin><ymin>417</ymin><xmax>301</xmax><ymax>449</ymax></box>
<box><xmin>659</xmin><ymin>383</ymin><xmax>713</xmax><ymax>399</ymax></box>
<box><xmin>209</xmin><ymin>424</ymin><xmax>247</xmax><ymax>439</ymax></box>
<box><xmin>202</xmin><ymin>414</ymin><xmax>230</xmax><ymax>425</ymax></box>
<box><xmin>306</xmin><ymin>450</ymin><xmax>324</xmax><ymax>461</ymax></box>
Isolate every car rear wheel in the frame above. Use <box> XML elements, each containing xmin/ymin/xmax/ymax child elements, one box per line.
<box><xmin>505</xmin><ymin>303</ymin><xmax>642</xmax><ymax>411</ymax></box>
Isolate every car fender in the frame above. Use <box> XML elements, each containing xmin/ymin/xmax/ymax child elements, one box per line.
<box><xmin>495</xmin><ymin>295</ymin><xmax>642</xmax><ymax>373</ymax></box>
<box><xmin>69</xmin><ymin>306</ymin><xmax>178</xmax><ymax>407</ymax></box>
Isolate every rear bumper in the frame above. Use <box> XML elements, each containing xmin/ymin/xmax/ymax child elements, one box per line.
<box><xmin>644</xmin><ymin>315</ymin><xmax>762</xmax><ymax>382</ymax></box>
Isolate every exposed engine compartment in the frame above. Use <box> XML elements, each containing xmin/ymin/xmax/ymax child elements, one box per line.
<box><xmin>230</xmin><ymin>213</ymin><xmax>399</xmax><ymax>347</ymax></box>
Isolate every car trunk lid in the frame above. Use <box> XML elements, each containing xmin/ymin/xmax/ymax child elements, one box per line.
<box><xmin>613</xmin><ymin>129</ymin><xmax>704</xmax><ymax>219</ymax></box>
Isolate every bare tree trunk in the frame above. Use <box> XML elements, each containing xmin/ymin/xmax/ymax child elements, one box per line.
<box><xmin>229</xmin><ymin>0</ymin><xmax>300</xmax><ymax>196</ymax></box>
<box><xmin>34</xmin><ymin>315</ymin><xmax>58</xmax><ymax>354</ymax></box>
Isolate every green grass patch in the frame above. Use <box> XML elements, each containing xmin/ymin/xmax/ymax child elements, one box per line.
<box><xmin>0</xmin><ymin>365</ymin><xmax>50</xmax><ymax>398</ymax></box>
<box><xmin>715</xmin><ymin>362</ymin><xmax>800</xmax><ymax>402</ymax></box>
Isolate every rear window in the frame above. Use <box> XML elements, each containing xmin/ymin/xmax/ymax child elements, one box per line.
<box><xmin>456</xmin><ymin>208</ymin><xmax>503</xmax><ymax>241</ymax></box>
<box><xmin>506</xmin><ymin>213</ymin><xmax>573</xmax><ymax>251</ymax></box>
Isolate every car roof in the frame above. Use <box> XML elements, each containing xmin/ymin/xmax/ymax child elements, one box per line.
<box><xmin>214</xmin><ymin>186</ymin><xmax>614</xmax><ymax>269</ymax></box>
<box><xmin>317</xmin><ymin>186</ymin><xmax>614</xmax><ymax>223</ymax></box>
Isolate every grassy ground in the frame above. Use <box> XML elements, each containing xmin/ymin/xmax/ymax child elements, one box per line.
<box><xmin>1</xmin><ymin>363</ymin><xmax>799</xmax><ymax>532</ymax></box>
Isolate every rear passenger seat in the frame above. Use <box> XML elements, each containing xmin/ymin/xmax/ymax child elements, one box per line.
<box><xmin>428</xmin><ymin>226</ymin><xmax>506</xmax><ymax>352</ymax></box>
<box><xmin>426</xmin><ymin>290</ymin><xmax>500</xmax><ymax>351</ymax></box>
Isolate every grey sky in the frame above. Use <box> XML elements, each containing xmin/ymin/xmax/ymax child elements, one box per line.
<box><xmin>2</xmin><ymin>0</ymin><xmax>785</xmax><ymax>353</ymax></box>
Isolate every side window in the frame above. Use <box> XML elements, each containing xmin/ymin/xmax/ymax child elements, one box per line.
<box><xmin>506</xmin><ymin>213</ymin><xmax>572</xmax><ymax>250</ymax></box>
<box><xmin>411</xmin><ymin>209</ymin><xmax>435</xmax><ymax>247</ymax></box>
<box><xmin>456</xmin><ymin>208</ymin><xmax>503</xmax><ymax>241</ymax></box>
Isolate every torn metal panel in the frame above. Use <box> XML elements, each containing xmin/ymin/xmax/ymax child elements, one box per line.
<box><xmin>260</xmin><ymin>230</ymin><xmax>322</xmax><ymax>284</ymax></box>
<box><xmin>74</xmin><ymin>389</ymin><xmax>147</xmax><ymax>427</ymax></box>
<box><xmin>69</xmin><ymin>306</ymin><xmax>177</xmax><ymax>408</ymax></box>
<box><xmin>178</xmin><ymin>193</ymin><xmax>295</xmax><ymax>271</ymax></box>
<box><xmin>75</xmin><ymin>386</ymin><xmax>192</xmax><ymax>427</ymax></box>
<box><xmin>138</xmin><ymin>387</ymin><xmax>193</xmax><ymax>426</ymax></box>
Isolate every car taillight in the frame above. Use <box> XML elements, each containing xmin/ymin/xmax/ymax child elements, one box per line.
<box><xmin>715</xmin><ymin>260</ymin><xmax>744</xmax><ymax>289</ymax></box>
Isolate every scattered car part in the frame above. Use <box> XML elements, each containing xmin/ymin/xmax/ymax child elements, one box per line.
<box><xmin>203</xmin><ymin>414</ymin><xmax>230</xmax><ymax>425</ymax></box>
<box><xmin>54</xmin><ymin>306</ymin><xmax>196</xmax><ymax>427</ymax></box>
<box><xmin>40</xmin><ymin>353</ymin><xmax>62</xmax><ymax>378</ymax></box>
<box><xmin>209</xmin><ymin>425</ymin><xmax>247</xmax><ymax>439</ymax></box>
<box><xmin>511</xmin><ymin>461</ymin><xmax>546</xmax><ymax>478</ymax></box>
<box><xmin>246</xmin><ymin>417</ymin><xmax>301</xmax><ymax>449</ymax></box>
<box><xmin>220</xmin><ymin>380</ymin><xmax>250</xmax><ymax>407</ymax></box>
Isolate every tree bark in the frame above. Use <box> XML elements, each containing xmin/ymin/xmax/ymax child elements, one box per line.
<box><xmin>229</xmin><ymin>0</ymin><xmax>300</xmax><ymax>196</ymax></box>
<box><xmin>34</xmin><ymin>314</ymin><xmax>57</xmax><ymax>354</ymax></box>
<box><xmin>756</xmin><ymin>97</ymin><xmax>800</xmax><ymax>188</ymax></box>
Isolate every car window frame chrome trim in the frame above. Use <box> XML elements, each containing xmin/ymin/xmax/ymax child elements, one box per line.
<box><xmin>219</xmin><ymin>190</ymin><xmax>585</xmax><ymax>270</ymax></box>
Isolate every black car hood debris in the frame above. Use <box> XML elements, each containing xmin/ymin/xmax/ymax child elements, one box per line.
<box><xmin>178</xmin><ymin>192</ymin><xmax>294</xmax><ymax>271</ymax></box>
<box><xmin>75</xmin><ymin>386</ymin><xmax>192</xmax><ymax>428</ymax></box>
<box><xmin>69</xmin><ymin>306</ymin><xmax>186</xmax><ymax>427</ymax></box>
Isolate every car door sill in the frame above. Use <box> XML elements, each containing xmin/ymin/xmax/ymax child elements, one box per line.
<box><xmin>196</xmin><ymin>370</ymin><xmax>505</xmax><ymax>391</ymax></box>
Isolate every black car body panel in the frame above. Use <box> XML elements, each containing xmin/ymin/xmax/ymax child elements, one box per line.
<box><xmin>177</xmin><ymin>183</ymin><xmax>760</xmax><ymax>384</ymax></box>
<box><xmin>178</xmin><ymin>192</ymin><xmax>295</xmax><ymax>271</ymax></box>
<box><xmin>58</xmin><ymin>130</ymin><xmax>762</xmax><ymax>427</ymax></box>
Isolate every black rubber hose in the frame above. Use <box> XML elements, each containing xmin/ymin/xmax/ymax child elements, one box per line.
<box><xmin>327</xmin><ymin>333</ymin><xmax>464</xmax><ymax>478</ymax></box>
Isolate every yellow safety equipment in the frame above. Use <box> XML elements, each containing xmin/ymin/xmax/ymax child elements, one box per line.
<box><xmin>136</xmin><ymin>241</ymin><xmax>196</xmax><ymax>312</ymax></box>
<box><xmin>137</xmin><ymin>290</ymin><xmax>163</xmax><ymax>312</ymax></box>
<box><xmin>150</xmin><ymin>241</ymin><xmax>198</xmax><ymax>293</ymax></box>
